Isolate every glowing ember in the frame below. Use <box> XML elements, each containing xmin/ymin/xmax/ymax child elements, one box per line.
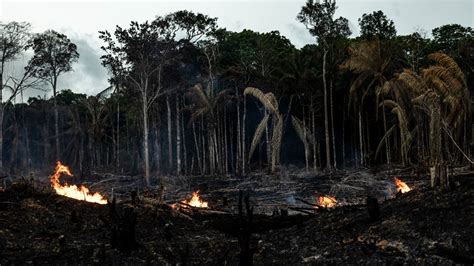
<box><xmin>318</xmin><ymin>196</ymin><xmax>337</xmax><ymax>208</ymax></box>
<box><xmin>394</xmin><ymin>177</ymin><xmax>411</xmax><ymax>193</ymax></box>
<box><xmin>50</xmin><ymin>161</ymin><xmax>107</xmax><ymax>204</ymax></box>
<box><xmin>173</xmin><ymin>191</ymin><xmax>209</xmax><ymax>209</ymax></box>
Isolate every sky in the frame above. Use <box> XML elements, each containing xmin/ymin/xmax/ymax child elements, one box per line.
<box><xmin>0</xmin><ymin>0</ymin><xmax>473</xmax><ymax>97</ymax></box>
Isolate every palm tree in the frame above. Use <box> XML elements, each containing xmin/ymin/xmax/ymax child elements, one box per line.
<box><xmin>244</xmin><ymin>87</ymin><xmax>283</xmax><ymax>173</ymax></box>
<box><xmin>382</xmin><ymin>52</ymin><xmax>471</xmax><ymax>182</ymax></box>
<box><xmin>340</xmin><ymin>39</ymin><xmax>395</xmax><ymax>166</ymax></box>
<box><xmin>186</xmin><ymin>84</ymin><xmax>233</xmax><ymax>175</ymax></box>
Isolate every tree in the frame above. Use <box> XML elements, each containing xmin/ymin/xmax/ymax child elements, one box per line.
<box><xmin>0</xmin><ymin>21</ymin><xmax>31</xmax><ymax>169</ymax></box>
<box><xmin>27</xmin><ymin>30</ymin><xmax>79</xmax><ymax>161</ymax></box>
<box><xmin>244</xmin><ymin>87</ymin><xmax>283</xmax><ymax>173</ymax></box>
<box><xmin>383</xmin><ymin>53</ymin><xmax>471</xmax><ymax>183</ymax></box>
<box><xmin>340</xmin><ymin>39</ymin><xmax>398</xmax><ymax>165</ymax></box>
<box><xmin>358</xmin><ymin>10</ymin><xmax>397</xmax><ymax>40</ymax></box>
<box><xmin>297</xmin><ymin>0</ymin><xmax>351</xmax><ymax>171</ymax></box>
<box><xmin>431</xmin><ymin>24</ymin><xmax>473</xmax><ymax>52</ymax></box>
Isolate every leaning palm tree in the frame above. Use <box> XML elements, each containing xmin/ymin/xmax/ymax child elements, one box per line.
<box><xmin>244</xmin><ymin>87</ymin><xmax>283</xmax><ymax>173</ymax></box>
<box><xmin>291</xmin><ymin>115</ymin><xmax>317</xmax><ymax>170</ymax></box>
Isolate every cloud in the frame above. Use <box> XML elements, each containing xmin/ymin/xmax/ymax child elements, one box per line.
<box><xmin>57</xmin><ymin>34</ymin><xmax>109</xmax><ymax>96</ymax></box>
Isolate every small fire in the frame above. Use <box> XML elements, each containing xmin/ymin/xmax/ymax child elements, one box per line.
<box><xmin>394</xmin><ymin>177</ymin><xmax>411</xmax><ymax>193</ymax></box>
<box><xmin>50</xmin><ymin>161</ymin><xmax>107</xmax><ymax>204</ymax></box>
<box><xmin>173</xmin><ymin>191</ymin><xmax>209</xmax><ymax>209</ymax></box>
<box><xmin>318</xmin><ymin>196</ymin><xmax>337</xmax><ymax>208</ymax></box>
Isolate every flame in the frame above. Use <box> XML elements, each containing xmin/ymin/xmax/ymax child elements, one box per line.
<box><xmin>173</xmin><ymin>191</ymin><xmax>209</xmax><ymax>209</ymax></box>
<box><xmin>394</xmin><ymin>177</ymin><xmax>411</xmax><ymax>193</ymax></box>
<box><xmin>50</xmin><ymin>161</ymin><xmax>107</xmax><ymax>204</ymax></box>
<box><xmin>318</xmin><ymin>196</ymin><xmax>337</xmax><ymax>208</ymax></box>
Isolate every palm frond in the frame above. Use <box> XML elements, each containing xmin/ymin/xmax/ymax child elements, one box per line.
<box><xmin>244</xmin><ymin>87</ymin><xmax>277</xmax><ymax>114</ymax></box>
<box><xmin>248</xmin><ymin>114</ymin><xmax>270</xmax><ymax>161</ymax></box>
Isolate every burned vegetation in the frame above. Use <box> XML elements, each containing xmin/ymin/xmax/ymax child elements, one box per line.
<box><xmin>0</xmin><ymin>0</ymin><xmax>473</xmax><ymax>265</ymax></box>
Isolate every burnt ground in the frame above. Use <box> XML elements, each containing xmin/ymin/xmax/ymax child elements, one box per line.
<box><xmin>0</xmin><ymin>168</ymin><xmax>473</xmax><ymax>265</ymax></box>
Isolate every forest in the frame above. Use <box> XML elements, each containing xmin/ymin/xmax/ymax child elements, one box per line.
<box><xmin>0</xmin><ymin>0</ymin><xmax>473</xmax><ymax>264</ymax></box>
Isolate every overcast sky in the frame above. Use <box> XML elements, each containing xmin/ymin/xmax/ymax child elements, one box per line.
<box><xmin>1</xmin><ymin>0</ymin><xmax>472</xmax><ymax>97</ymax></box>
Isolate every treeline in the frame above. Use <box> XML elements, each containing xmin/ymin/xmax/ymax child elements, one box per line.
<box><xmin>0</xmin><ymin>2</ymin><xmax>472</xmax><ymax>182</ymax></box>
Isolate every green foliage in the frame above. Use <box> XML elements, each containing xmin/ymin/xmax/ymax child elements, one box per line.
<box><xmin>297</xmin><ymin>0</ymin><xmax>351</xmax><ymax>46</ymax></box>
<box><xmin>27</xmin><ymin>30</ymin><xmax>79</xmax><ymax>84</ymax></box>
<box><xmin>358</xmin><ymin>10</ymin><xmax>397</xmax><ymax>40</ymax></box>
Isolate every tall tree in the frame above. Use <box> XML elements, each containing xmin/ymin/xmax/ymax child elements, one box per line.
<box><xmin>27</xmin><ymin>30</ymin><xmax>79</xmax><ymax>161</ymax></box>
<box><xmin>297</xmin><ymin>0</ymin><xmax>351</xmax><ymax>170</ymax></box>
<box><xmin>0</xmin><ymin>21</ymin><xmax>31</xmax><ymax>169</ymax></box>
<box><xmin>358</xmin><ymin>10</ymin><xmax>397</xmax><ymax>40</ymax></box>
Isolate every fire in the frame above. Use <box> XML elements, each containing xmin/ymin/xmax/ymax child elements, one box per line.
<box><xmin>173</xmin><ymin>191</ymin><xmax>209</xmax><ymax>209</ymax></box>
<box><xmin>318</xmin><ymin>196</ymin><xmax>337</xmax><ymax>208</ymax></box>
<box><xmin>394</xmin><ymin>177</ymin><xmax>411</xmax><ymax>193</ymax></box>
<box><xmin>50</xmin><ymin>161</ymin><xmax>107</xmax><ymax>204</ymax></box>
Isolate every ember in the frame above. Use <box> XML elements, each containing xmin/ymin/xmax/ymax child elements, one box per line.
<box><xmin>318</xmin><ymin>196</ymin><xmax>337</xmax><ymax>208</ymax></box>
<box><xmin>394</xmin><ymin>177</ymin><xmax>411</xmax><ymax>194</ymax></box>
<box><xmin>50</xmin><ymin>161</ymin><xmax>107</xmax><ymax>204</ymax></box>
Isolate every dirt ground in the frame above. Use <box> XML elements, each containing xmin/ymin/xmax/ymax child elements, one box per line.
<box><xmin>0</xmin><ymin>168</ymin><xmax>472</xmax><ymax>264</ymax></box>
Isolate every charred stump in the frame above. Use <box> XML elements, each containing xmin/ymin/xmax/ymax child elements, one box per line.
<box><xmin>238</xmin><ymin>190</ymin><xmax>255</xmax><ymax>266</ymax></box>
<box><xmin>108</xmin><ymin>198</ymin><xmax>138</xmax><ymax>254</ymax></box>
<box><xmin>366</xmin><ymin>196</ymin><xmax>380</xmax><ymax>222</ymax></box>
<box><xmin>430</xmin><ymin>164</ymin><xmax>450</xmax><ymax>190</ymax></box>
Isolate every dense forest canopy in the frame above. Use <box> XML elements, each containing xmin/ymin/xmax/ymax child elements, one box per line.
<box><xmin>0</xmin><ymin>2</ymin><xmax>472</xmax><ymax>183</ymax></box>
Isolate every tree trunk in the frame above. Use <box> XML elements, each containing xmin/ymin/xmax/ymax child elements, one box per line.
<box><xmin>166</xmin><ymin>95</ymin><xmax>173</xmax><ymax>173</ymax></box>
<box><xmin>192</xmin><ymin>122</ymin><xmax>202</xmax><ymax>175</ymax></box>
<box><xmin>330</xmin><ymin>79</ymin><xmax>337</xmax><ymax>169</ymax></box>
<box><xmin>430</xmin><ymin>164</ymin><xmax>449</xmax><ymax>190</ymax></box>
<box><xmin>302</xmin><ymin>104</ymin><xmax>309</xmax><ymax>170</ymax></box>
<box><xmin>224</xmin><ymin>108</ymin><xmax>229</xmax><ymax>174</ymax></box>
<box><xmin>116</xmin><ymin>95</ymin><xmax>120</xmax><ymax>169</ymax></box>
<box><xmin>311</xmin><ymin>98</ymin><xmax>317</xmax><ymax>170</ymax></box>
<box><xmin>142</xmin><ymin>94</ymin><xmax>150</xmax><ymax>186</ymax></box>
<box><xmin>342</xmin><ymin>96</ymin><xmax>346</xmax><ymax>168</ymax></box>
<box><xmin>322</xmin><ymin>49</ymin><xmax>331</xmax><ymax>170</ymax></box>
<box><xmin>181</xmin><ymin>104</ymin><xmax>188</xmax><ymax>175</ymax></box>
<box><xmin>382</xmin><ymin>96</ymin><xmax>391</xmax><ymax>165</ymax></box>
<box><xmin>358</xmin><ymin>110</ymin><xmax>364</xmax><ymax>167</ymax></box>
<box><xmin>0</xmin><ymin>72</ymin><xmax>3</xmax><ymax>169</ymax></box>
<box><xmin>53</xmin><ymin>76</ymin><xmax>60</xmax><ymax>160</ymax></box>
<box><xmin>175</xmin><ymin>95</ymin><xmax>181</xmax><ymax>175</ymax></box>
<box><xmin>154</xmin><ymin>123</ymin><xmax>161</xmax><ymax>175</ymax></box>
<box><xmin>236</xmin><ymin>91</ymin><xmax>241</xmax><ymax>175</ymax></box>
<box><xmin>242</xmin><ymin>94</ymin><xmax>247</xmax><ymax>175</ymax></box>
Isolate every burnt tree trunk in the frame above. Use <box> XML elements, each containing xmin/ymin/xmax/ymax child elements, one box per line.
<box><xmin>108</xmin><ymin>198</ymin><xmax>137</xmax><ymax>254</ymax></box>
<box><xmin>430</xmin><ymin>164</ymin><xmax>450</xmax><ymax>190</ymax></box>
<box><xmin>238</xmin><ymin>191</ymin><xmax>254</xmax><ymax>266</ymax></box>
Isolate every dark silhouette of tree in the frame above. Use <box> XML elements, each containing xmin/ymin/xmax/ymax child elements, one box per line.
<box><xmin>297</xmin><ymin>0</ymin><xmax>351</xmax><ymax>171</ymax></box>
<box><xmin>27</xmin><ymin>30</ymin><xmax>79</xmax><ymax>161</ymax></box>
<box><xmin>0</xmin><ymin>21</ymin><xmax>31</xmax><ymax>169</ymax></box>
<box><xmin>358</xmin><ymin>10</ymin><xmax>397</xmax><ymax>40</ymax></box>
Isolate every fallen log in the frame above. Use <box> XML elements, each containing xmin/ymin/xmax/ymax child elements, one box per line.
<box><xmin>288</xmin><ymin>207</ymin><xmax>315</xmax><ymax>215</ymax></box>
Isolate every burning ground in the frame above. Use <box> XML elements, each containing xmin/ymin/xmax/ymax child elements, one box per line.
<box><xmin>0</xmin><ymin>168</ymin><xmax>472</xmax><ymax>264</ymax></box>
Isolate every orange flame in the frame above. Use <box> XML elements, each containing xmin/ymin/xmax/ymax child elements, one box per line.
<box><xmin>173</xmin><ymin>191</ymin><xmax>209</xmax><ymax>209</ymax></box>
<box><xmin>50</xmin><ymin>161</ymin><xmax>107</xmax><ymax>204</ymax></box>
<box><xmin>318</xmin><ymin>196</ymin><xmax>337</xmax><ymax>208</ymax></box>
<box><xmin>394</xmin><ymin>177</ymin><xmax>411</xmax><ymax>193</ymax></box>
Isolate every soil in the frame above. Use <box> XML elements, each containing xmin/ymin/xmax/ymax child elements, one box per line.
<box><xmin>0</xmin><ymin>168</ymin><xmax>472</xmax><ymax>265</ymax></box>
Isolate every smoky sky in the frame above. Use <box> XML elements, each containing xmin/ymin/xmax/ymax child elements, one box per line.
<box><xmin>1</xmin><ymin>0</ymin><xmax>472</xmax><ymax>97</ymax></box>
